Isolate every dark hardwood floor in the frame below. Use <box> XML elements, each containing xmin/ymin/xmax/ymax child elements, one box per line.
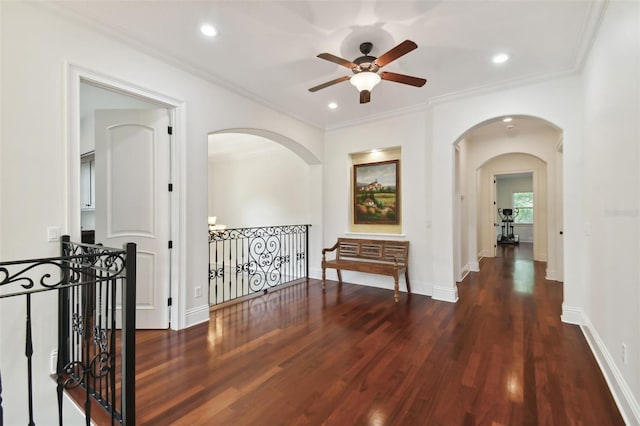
<box><xmin>130</xmin><ymin>251</ymin><xmax>623</xmax><ymax>425</ymax></box>
<box><xmin>496</xmin><ymin>241</ymin><xmax>533</xmax><ymax>259</ymax></box>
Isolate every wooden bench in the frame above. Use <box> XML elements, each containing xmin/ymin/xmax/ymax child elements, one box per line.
<box><xmin>321</xmin><ymin>237</ymin><xmax>410</xmax><ymax>302</ymax></box>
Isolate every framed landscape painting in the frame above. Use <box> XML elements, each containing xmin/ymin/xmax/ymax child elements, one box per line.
<box><xmin>353</xmin><ymin>159</ymin><xmax>400</xmax><ymax>225</ymax></box>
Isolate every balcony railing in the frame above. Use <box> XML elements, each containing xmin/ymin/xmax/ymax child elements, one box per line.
<box><xmin>208</xmin><ymin>224</ymin><xmax>310</xmax><ymax>306</ymax></box>
<box><xmin>0</xmin><ymin>235</ymin><xmax>136</xmax><ymax>425</ymax></box>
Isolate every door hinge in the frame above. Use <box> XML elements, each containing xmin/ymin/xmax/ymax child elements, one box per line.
<box><xmin>168</xmin><ymin>126</ymin><xmax>173</xmax><ymax>135</ymax></box>
<box><xmin>168</xmin><ymin>297</ymin><xmax>173</xmax><ymax>307</ymax></box>
<box><xmin>168</xmin><ymin>183</ymin><xmax>173</xmax><ymax>192</ymax></box>
<box><xmin>168</xmin><ymin>240</ymin><xmax>173</xmax><ymax>249</ymax></box>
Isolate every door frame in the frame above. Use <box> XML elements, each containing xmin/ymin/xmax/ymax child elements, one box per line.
<box><xmin>66</xmin><ymin>63</ymin><xmax>186</xmax><ymax>330</ymax></box>
<box><xmin>490</xmin><ymin>170</ymin><xmax>537</xmax><ymax>258</ymax></box>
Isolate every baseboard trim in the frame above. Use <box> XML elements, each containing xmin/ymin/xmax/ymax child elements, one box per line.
<box><xmin>545</xmin><ymin>269</ymin><xmax>557</xmax><ymax>281</ymax></box>
<box><xmin>309</xmin><ymin>267</ymin><xmax>322</xmax><ymax>280</ymax></box>
<box><xmin>457</xmin><ymin>267</ymin><xmax>470</xmax><ymax>282</ymax></box>
<box><xmin>185</xmin><ymin>304</ymin><xmax>210</xmax><ymax>328</ymax></box>
<box><xmin>581</xmin><ymin>314</ymin><xmax>640</xmax><ymax>426</ymax></box>
<box><xmin>432</xmin><ymin>284</ymin><xmax>458</xmax><ymax>303</ymax></box>
<box><xmin>468</xmin><ymin>262</ymin><xmax>480</xmax><ymax>272</ymax></box>
<box><xmin>561</xmin><ymin>304</ymin><xmax>584</xmax><ymax>325</ymax></box>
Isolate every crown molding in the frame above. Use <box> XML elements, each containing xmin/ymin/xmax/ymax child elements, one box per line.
<box><xmin>326</xmin><ymin>102</ymin><xmax>429</xmax><ymax>131</ymax></box>
<box><xmin>34</xmin><ymin>2</ymin><xmax>325</xmax><ymax>131</ymax></box>
<box><xmin>572</xmin><ymin>0</ymin><xmax>609</xmax><ymax>73</ymax></box>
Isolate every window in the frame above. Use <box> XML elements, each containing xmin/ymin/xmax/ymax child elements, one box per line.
<box><xmin>513</xmin><ymin>192</ymin><xmax>533</xmax><ymax>224</ymax></box>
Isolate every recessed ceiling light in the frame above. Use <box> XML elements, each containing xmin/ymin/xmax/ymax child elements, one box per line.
<box><xmin>200</xmin><ymin>24</ymin><xmax>217</xmax><ymax>37</ymax></box>
<box><xmin>492</xmin><ymin>53</ymin><xmax>510</xmax><ymax>64</ymax></box>
<box><xmin>503</xmin><ymin>117</ymin><xmax>513</xmax><ymax>123</ymax></box>
<box><xmin>328</xmin><ymin>102</ymin><xmax>338</xmax><ymax>110</ymax></box>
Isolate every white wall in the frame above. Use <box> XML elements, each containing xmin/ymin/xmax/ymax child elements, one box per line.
<box><xmin>454</xmin><ymin>139</ymin><xmax>472</xmax><ymax>280</ymax></box>
<box><xmin>0</xmin><ymin>2</ymin><xmax>324</xmax><ymax>423</ymax></box>
<box><xmin>324</xmin><ymin>109</ymin><xmax>431</xmax><ymax>296</ymax></box>
<box><xmin>580</xmin><ymin>1</ymin><xmax>640</xmax><ymax>423</ymax></box>
<box><xmin>208</xmin><ymin>141</ymin><xmax>311</xmax><ymax>228</ymax></box>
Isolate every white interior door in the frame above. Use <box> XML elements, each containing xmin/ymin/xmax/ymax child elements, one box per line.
<box><xmin>95</xmin><ymin>109</ymin><xmax>170</xmax><ymax>329</ymax></box>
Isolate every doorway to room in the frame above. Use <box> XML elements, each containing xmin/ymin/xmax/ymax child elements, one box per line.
<box><xmin>72</xmin><ymin>74</ymin><xmax>179</xmax><ymax>329</ymax></box>
<box><xmin>494</xmin><ymin>172</ymin><xmax>534</xmax><ymax>260</ymax></box>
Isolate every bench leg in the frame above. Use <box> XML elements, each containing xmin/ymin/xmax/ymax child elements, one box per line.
<box><xmin>336</xmin><ymin>269</ymin><xmax>342</xmax><ymax>286</ymax></box>
<box><xmin>322</xmin><ymin>267</ymin><xmax>326</xmax><ymax>291</ymax></box>
<box><xmin>394</xmin><ymin>275</ymin><xmax>400</xmax><ymax>302</ymax></box>
<box><xmin>405</xmin><ymin>270</ymin><xmax>411</xmax><ymax>294</ymax></box>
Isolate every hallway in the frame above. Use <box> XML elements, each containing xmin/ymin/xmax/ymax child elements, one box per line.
<box><xmin>496</xmin><ymin>241</ymin><xmax>534</xmax><ymax>260</ymax></box>
<box><xmin>128</xmin><ymin>252</ymin><xmax>622</xmax><ymax>425</ymax></box>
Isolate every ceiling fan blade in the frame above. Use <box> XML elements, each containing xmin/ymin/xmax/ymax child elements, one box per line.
<box><xmin>360</xmin><ymin>90</ymin><xmax>371</xmax><ymax>104</ymax></box>
<box><xmin>374</xmin><ymin>40</ymin><xmax>418</xmax><ymax>68</ymax></box>
<box><xmin>308</xmin><ymin>75</ymin><xmax>351</xmax><ymax>92</ymax></box>
<box><xmin>380</xmin><ymin>71</ymin><xmax>427</xmax><ymax>87</ymax></box>
<box><xmin>317</xmin><ymin>53</ymin><xmax>357</xmax><ymax>69</ymax></box>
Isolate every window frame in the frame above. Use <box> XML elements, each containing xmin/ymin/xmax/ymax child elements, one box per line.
<box><xmin>512</xmin><ymin>191</ymin><xmax>534</xmax><ymax>224</ymax></box>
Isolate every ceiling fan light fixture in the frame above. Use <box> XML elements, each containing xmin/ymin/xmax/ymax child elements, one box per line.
<box><xmin>350</xmin><ymin>71</ymin><xmax>381</xmax><ymax>92</ymax></box>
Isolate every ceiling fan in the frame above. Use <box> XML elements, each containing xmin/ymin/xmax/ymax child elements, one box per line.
<box><xmin>309</xmin><ymin>40</ymin><xmax>427</xmax><ymax>104</ymax></box>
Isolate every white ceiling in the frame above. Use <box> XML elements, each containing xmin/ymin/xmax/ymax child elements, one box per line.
<box><xmin>53</xmin><ymin>0</ymin><xmax>602</xmax><ymax>130</ymax></box>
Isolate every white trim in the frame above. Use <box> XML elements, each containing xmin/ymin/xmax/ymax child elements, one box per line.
<box><xmin>414</xmin><ymin>279</ymin><xmax>432</xmax><ymax>296</ymax></box>
<box><xmin>427</xmin><ymin>0</ymin><xmax>607</xmax><ymax>109</ymax></box>
<box><xmin>572</xmin><ymin>0</ymin><xmax>609</xmax><ymax>72</ymax></box>
<box><xmin>326</xmin><ymin>103</ymin><xmax>428</xmax><ymax>131</ymax></box>
<box><xmin>561</xmin><ymin>304</ymin><xmax>584</xmax><ymax>325</ymax></box>
<box><xmin>457</xmin><ymin>266</ymin><xmax>470</xmax><ymax>283</ymax></box>
<box><xmin>545</xmin><ymin>269</ymin><xmax>557</xmax><ymax>281</ymax></box>
<box><xmin>468</xmin><ymin>261</ymin><xmax>480</xmax><ymax>272</ymax></box>
<box><xmin>42</xmin><ymin>2</ymin><xmax>324</xmax><ymax>131</ymax></box>
<box><xmin>432</xmin><ymin>284</ymin><xmax>458</xmax><ymax>303</ymax></box>
<box><xmin>185</xmin><ymin>304</ymin><xmax>210</xmax><ymax>328</ymax></box>
<box><xmin>309</xmin><ymin>267</ymin><xmax>323</xmax><ymax>280</ymax></box>
<box><xmin>66</xmin><ymin>63</ymin><xmax>188</xmax><ymax>330</ymax></box>
<box><xmin>581</xmin><ymin>314</ymin><xmax>640</xmax><ymax>426</ymax></box>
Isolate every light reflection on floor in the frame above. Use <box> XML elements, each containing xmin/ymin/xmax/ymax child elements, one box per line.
<box><xmin>513</xmin><ymin>259</ymin><xmax>534</xmax><ymax>294</ymax></box>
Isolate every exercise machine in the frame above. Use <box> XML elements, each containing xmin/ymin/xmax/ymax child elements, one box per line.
<box><xmin>497</xmin><ymin>208</ymin><xmax>519</xmax><ymax>245</ymax></box>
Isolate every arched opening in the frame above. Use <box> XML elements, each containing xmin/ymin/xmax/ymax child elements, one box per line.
<box><xmin>207</xmin><ymin>131</ymin><xmax>316</xmax><ymax>228</ymax></box>
<box><xmin>206</xmin><ymin>129</ymin><xmax>321</xmax><ymax>306</ymax></box>
<box><xmin>452</xmin><ymin>115</ymin><xmax>564</xmax><ymax>285</ymax></box>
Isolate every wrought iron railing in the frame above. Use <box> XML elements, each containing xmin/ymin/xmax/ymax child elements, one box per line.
<box><xmin>208</xmin><ymin>224</ymin><xmax>310</xmax><ymax>306</ymax></box>
<box><xmin>0</xmin><ymin>235</ymin><xmax>136</xmax><ymax>425</ymax></box>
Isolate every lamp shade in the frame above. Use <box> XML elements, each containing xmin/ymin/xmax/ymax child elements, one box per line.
<box><xmin>350</xmin><ymin>72</ymin><xmax>381</xmax><ymax>92</ymax></box>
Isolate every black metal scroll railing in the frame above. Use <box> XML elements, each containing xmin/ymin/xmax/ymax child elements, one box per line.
<box><xmin>0</xmin><ymin>235</ymin><xmax>136</xmax><ymax>425</ymax></box>
<box><xmin>208</xmin><ymin>224</ymin><xmax>310</xmax><ymax>306</ymax></box>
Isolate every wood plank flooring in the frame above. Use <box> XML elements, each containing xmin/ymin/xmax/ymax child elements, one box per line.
<box><xmin>130</xmin><ymin>252</ymin><xmax>623</xmax><ymax>425</ymax></box>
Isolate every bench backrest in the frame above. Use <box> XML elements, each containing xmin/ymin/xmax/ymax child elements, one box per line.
<box><xmin>336</xmin><ymin>238</ymin><xmax>409</xmax><ymax>264</ymax></box>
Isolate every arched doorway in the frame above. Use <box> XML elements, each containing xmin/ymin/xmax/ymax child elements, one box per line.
<box><xmin>453</xmin><ymin>116</ymin><xmax>564</xmax><ymax>283</ymax></box>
